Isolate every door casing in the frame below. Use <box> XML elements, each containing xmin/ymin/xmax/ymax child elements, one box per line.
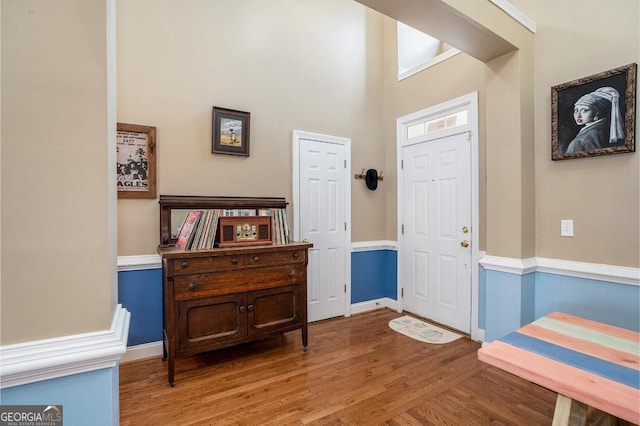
<box><xmin>292</xmin><ymin>130</ymin><xmax>352</xmax><ymax>320</ymax></box>
<box><xmin>396</xmin><ymin>92</ymin><xmax>481</xmax><ymax>341</ymax></box>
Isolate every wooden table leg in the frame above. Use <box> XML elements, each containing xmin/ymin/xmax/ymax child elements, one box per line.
<box><xmin>553</xmin><ymin>394</ymin><xmax>587</xmax><ymax>426</ymax></box>
<box><xmin>552</xmin><ymin>394</ymin><xmax>633</xmax><ymax>426</ymax></box>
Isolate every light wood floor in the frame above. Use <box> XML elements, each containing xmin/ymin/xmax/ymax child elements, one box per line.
<box><xmin>120</xmin><ymin>309</ymin><xmax>556</xmax><ymax>425</ymax></box>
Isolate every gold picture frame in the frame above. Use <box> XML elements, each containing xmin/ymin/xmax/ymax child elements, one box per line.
<box><xmin>117</xmin><ymin>123</ymin><xmax>157</xmax><ymax>198</ymax></box>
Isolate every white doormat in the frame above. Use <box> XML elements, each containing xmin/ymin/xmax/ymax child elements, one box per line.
<box><xmin>389</xmin><ymin>316</ymin><xmax>463</xmax><ymax>344</ymax></box>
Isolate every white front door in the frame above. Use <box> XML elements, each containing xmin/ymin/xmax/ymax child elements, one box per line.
<box><xmin>402</xmin><ymin>132</ymin><xmax>471</xmax><ymax>333</ymax></box>
<box><xmin>294</xmin><ymin>131</ymin><xmax>350</xmax><ymax>322</ymax></box>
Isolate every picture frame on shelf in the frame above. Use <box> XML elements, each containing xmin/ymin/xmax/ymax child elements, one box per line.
<box><xmin>551</xmin><ymin>63</ymin><xmax>636</xmax><ymax>160</ymax></box>
<box><xmin>212</xmin><ymin>106</ymin><xmax>250</xmax><ymax>157</ymax></box>
<box><xmin>116</xmin><ymin>123</ymin><xmax>157</xmax><ymax>198</ymax></box>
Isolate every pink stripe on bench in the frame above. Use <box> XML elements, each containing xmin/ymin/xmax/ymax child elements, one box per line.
<box><xmin>478</xmin><ymin>340</ymin><xmax>640</xmax><ymax>424</ymax></box>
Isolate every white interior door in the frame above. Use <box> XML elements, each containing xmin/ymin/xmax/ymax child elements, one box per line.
<box><xmin>295</xmin><ymin>132</ymin><xmax>349</xmax><ymax>322</ymax></box>
<box><xmin>402</xmin><ymin>132</ymin><xmax>471</xmax><ymax>333</ymax></box>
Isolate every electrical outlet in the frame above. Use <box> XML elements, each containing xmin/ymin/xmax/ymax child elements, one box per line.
<box><xmin>561</xmin><ymin>219</ymin><xmax>574</xmax><ymax>237</ymax></box>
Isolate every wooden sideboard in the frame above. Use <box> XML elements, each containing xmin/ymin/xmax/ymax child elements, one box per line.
<box><xmin>158</xmin><ymin>195</ymin><xmax>311</xmax><ymax>386</ymax></box>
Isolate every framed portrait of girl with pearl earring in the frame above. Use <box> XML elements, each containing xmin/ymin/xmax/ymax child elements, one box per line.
<box><xmin>551</xmin><ymin>63</ymin><xmax>636</xmax><ymax>160</ymax></box>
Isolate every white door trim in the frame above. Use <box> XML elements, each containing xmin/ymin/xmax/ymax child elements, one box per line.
<box><xmin>292</xmin><ymin>130</ymin><xmax>352</xmax><ymax>317</ymax></box>
<box><xmin>396</xmin><ymin>92</ymin><xmax>481</xmax><ymax>341</ymax></box>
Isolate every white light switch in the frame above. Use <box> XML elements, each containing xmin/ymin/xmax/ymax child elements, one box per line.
<box><xmin>561</xmin><ymin>219</ymin><xmax>574</xmax><ymax>237</ymax></box>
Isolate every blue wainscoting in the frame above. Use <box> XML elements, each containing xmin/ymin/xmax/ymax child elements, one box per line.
<box><xmin>481</xmin><ymin>258</ymin><xmax>640</xmax><ymax>342</ymax></box>
<box><xmin>478</xmin><ymin>265</ymin><xmax>486</xmax><ymax>330</ymax></box>
<box><xmin>483</xmin><ymin>270</ymin><xmax>536</xmax><ymax>342</ymax></box>
<box><xmin>118</xmin><ymin>268</ymin><xmax>162</xmax><ymax>346</ymax></box>
<box><xmin>535</xmin><ymin>272</ymin><xmax>640</xmax><ymax>332</ymax></box>
<box><xmin>118</xmin><ymin>251</ymin><xmax>639</xmax><ymax>353</ymax></box>
<box><xmin>351</xmin><ymin>249</ymin><xmax>397</xmax><ymax>303</ymax></box>
<box><xmin>0</xmin><ymin>365</ymin><xmax>120</xmax><ymax>426</ymax></box>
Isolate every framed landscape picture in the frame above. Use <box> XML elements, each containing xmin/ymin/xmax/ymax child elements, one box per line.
<box><xmin>212</xmin><ymin>106</ymin><xmax>250</xmax><ymax>157</ymax></box>
<box><xmin>116</xmin><ymin>123</ymin><xmax>157</xmax><ymax>198</ymax></box>
<box><xmin>551</xmin><ymin>63</ymin><xmax>636</xmax><ymax>160</ymax></box>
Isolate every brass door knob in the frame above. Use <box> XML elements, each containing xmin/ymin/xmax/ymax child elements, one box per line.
<box><xmin>460</xmin><ymin>240</ymin><xmax>470</xmax><ymax>248</ymax></box>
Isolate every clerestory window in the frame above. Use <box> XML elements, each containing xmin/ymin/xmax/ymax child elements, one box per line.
<box><xmin>397</xmin><ymin>21</ymin><xmax>460</xmax><ymax>81</ymax></box>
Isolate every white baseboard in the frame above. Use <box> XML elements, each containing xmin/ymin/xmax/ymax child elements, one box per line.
<box><xmin>351</xmin><ymin>297</ymin><xmax>399</xmax><ymax>315</ymax></box>
<box><xmin>476</xmin><ymin>328</ymin><xmax>486</xmax><ymax>343</ymax></box>
<box><xmin>0</xmin><ymin>305</ymin><xmax>130</xmax><ymax>389</ymax></box>
<box><xmin>121</xmin><ymin>341</ymin><xmax>163</xmax><ymax>363</ymax></box>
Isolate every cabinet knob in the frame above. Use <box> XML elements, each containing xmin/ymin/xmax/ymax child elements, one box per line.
<box><xmin>180</xmin><ymin>261</ymin><xmax>189</xmax><ymax>268</ymax></box>
<box><xmin>289</xmin><ymin>270</ymin><xmax>295</xmax><ymax>278</ymax></box>
<box><xmin>231</xmin><ymin>258</ymin><xmax>239</xmax><ymax>265</ymax></box>
<box><xmin>247</xmin><ymin>304</ymin><xmax>254</xmax><ymax>312</ymax></box>
<box><xmin>239</xmin><ymin>305</ymin><xmax>246</xmax><ymax>313</ymax></box>
<box><xmin>188</xmin><ymin>282</ymin><xmax>197</xmax><ymax>291</ymax></box>
<box><xmin>253</xmin><ymin>256</ymin><xmax>259</xmax><ymax>262</ymax></box>
<box><xmin>293</xmin><ymin>252</ymin><xmax>300</xmax><ymax>259</ymax></box>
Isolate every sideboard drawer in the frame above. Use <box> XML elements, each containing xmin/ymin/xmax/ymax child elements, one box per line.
<box><xmin>172</xmin><ymin>254</ymin><xmax>246</xmax><ymax>274</ymax></box>
<box><xmin>245</xmin><ymin>265</ymin><xmax>306</xmax><ymax>288</ymax></box>
<box><xmin>174</xmin><ymin>270</ymin><xmax>245</xmax><ymax>299</ymax></box>
<box><xmin>246</xmin><ymin>249</ymin><xmax>306</xmax><ymax>267</ymax></box>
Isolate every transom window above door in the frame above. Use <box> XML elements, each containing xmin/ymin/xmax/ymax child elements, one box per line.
<box><xmin>407</xmin><ymin>110</ymin><xmax>468</xmax><ymax>140</ymax></box>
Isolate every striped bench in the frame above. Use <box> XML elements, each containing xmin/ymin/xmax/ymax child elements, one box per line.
<box><xmin>478</xmin><ymin>312</ymin><xmax>639</xmax><ymax>425</ymax></box>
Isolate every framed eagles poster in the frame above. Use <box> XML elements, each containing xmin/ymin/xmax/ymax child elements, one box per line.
<box><xmin>117</xmin><ymin>123</ymin><xmax>157</xmax><ymax>198</ymax></box>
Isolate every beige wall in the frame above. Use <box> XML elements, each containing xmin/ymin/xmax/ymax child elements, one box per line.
<box><xmin>119</xmin><ymin>0</ymin><xmax>639</xmax><ymax>266</ymax></box>
<box><xmin>116</xmin><ymin>0</ymin><xmax>388</xmax><ymax>255</ymax></box>
<box><xmin>1</xmin><ymin>0</ymin><xmax>637</xmax><ymax>348</ymax></box>
<box><xmin>511</xmin><ymin>0</ymin><xmax>639</xmax><ymax>267</ymax></box>
<box><xmin>375</xmin><ymin>0</ymin><xmax>536</xmax><ymax>260</ymax></box>
<box><xmin>381</xmin><ymin>17</ymin><xmax>487</xmax><ymax>247</ymax></box>
<box><xmin>380</xmin><ymin>0</ymin><xmax>638</xmax><ymax>266</ymax></box>
<box><xmin>1</xmin><ymin>0</ymin><xmax>116</xmax><ymax>344</ymax></box>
